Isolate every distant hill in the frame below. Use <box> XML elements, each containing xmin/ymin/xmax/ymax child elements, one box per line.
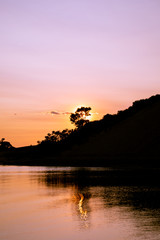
<box><xmin>0</xmin><ymin>94</ymin><xmax>160</xmax><ymax>166</ymax></box>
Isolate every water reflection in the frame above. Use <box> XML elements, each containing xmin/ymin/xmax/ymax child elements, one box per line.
<box><xmin>38</xmin><ymin>167</ymin><xmax>160</xmax><ymax>230</ymax></box>
<box><xmin>1</xmin><ymin>166</ymin><xmax>160</xmax><ymax>240</ymax></box>
<box><xmin>39</xmin><ymin>167</ymin><xmax>160</xmax><ymax>187</ymax></box>
<box><xmin>72</xmin><ymin>192</ymin><xmax>91</xmax><ymax>229</ymax></box>
<box><xmin>38</xmin><ymin>169</ymin><xmax>94</xmax><ymax>228</ymax></box>
<box><xmin>72</xmin><ymin>193</ymin><xmax>89</xmax><ymax>218</ymax></box>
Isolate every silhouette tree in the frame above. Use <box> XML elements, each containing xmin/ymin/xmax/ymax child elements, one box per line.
<box><xmin>70</xmin><ymin>107</ymin><xmax>91</xmax><ymax>128</ymax></box>
<box><xmin>38</xmin><ymin>129</ymin><xmax>73</xmax><ymax>144</ymax></box>
<box><xmin>0</xmin><ymin>138</ymin><xmax>13</xmax><ymax>150</ymax></box>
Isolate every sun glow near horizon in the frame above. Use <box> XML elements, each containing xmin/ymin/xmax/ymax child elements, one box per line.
<box><xmin>71</xmin><ymin>105</ymin><xmax>94</xmax><ymax>121</ymax></box>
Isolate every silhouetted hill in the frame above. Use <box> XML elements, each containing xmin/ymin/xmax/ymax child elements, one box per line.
<box><xmin>58</xmin><ymin>94</ymin><xmax>160</xmax><ymax>166</ymax></box>
<box><xmin>0</xmin><ymin>94</ymin><xmax>160</xmax><ymax>166</ymax></box>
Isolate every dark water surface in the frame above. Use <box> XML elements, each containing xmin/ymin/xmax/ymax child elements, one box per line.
<box><xmin>0</xmin><ymin>165</ymin><xmax>160</xmax><ymax>240</ymax></box>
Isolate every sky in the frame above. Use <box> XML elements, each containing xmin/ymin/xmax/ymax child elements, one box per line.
<box><xmin>0</xmin><ymin>0</ymin><xmax>160</xmax><ymax>147</ymax></box>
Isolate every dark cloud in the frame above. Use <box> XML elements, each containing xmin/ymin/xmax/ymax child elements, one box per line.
<box><xmin>50</xmin><ymin>111</ymin><xmax>71</xmax><ymax>115</ymax></box>
<box><xmin>50</xmin><ymin>111</ymin><xmax>60</xmax><ymax>115</ymax></box>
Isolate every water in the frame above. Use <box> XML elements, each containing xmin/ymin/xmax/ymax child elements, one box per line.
<box><xmin>0</xmin><ymin>165</ymin><xmax>160</xmax><ymax>240</ymax></box>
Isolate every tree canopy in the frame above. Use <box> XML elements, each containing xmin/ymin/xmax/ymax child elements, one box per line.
<box><xmin>37</xmin><ymin>106</ymin><xmax>92</xmax><ymax>145</ymax></box>
<box><xmin>37</xmin><ymin>129</ymin><xmax>73</xmax><ymax>144</ymax></box>
<box><xmin>70</xmin><ymin>107</ymin><xmax>91</xmax><ymax>128</ymax></box>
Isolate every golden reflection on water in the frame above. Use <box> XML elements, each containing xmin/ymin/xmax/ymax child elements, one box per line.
<box><xmin>72</xmin><ymin>193</ymin><xmax>87</xmax><ymax>220</ymax></box>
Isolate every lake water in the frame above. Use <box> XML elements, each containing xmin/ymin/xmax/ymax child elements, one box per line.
<box><xmin>0</xmin><ymin>165</ymin><xmax>160</xmax><ymax>240</ymax></box>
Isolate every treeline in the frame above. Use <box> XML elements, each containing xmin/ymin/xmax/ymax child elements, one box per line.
<box><xmin>36</xmin><ymin>94</ymin><xmax>160</xmax><ymax>157</ymax></box>
<box><xmin>1</xmin><ymin>94</ymin><xmax>159</xmax><ymax>155</ymax></box>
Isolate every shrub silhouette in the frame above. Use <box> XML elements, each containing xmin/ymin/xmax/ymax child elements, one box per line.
<box><xmin>38</xmin><ymin>129</ymin><xmax>73</xmax><ymax>144</ymax></box>
<box><xmin>0</xmin><ymin>138</ymin><xmax>13</xmax><ymax>151</ymax></box>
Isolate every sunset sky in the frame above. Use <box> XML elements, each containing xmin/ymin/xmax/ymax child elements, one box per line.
<box><xmin>0</xmin><ymin>0</ymin><xmax>160</xmax><ymax>147</ymax></box>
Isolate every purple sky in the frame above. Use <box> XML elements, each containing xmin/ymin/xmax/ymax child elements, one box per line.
<box><xmin>0</xmin><ymin>0</ymin><xmax>160</xmax><ymax>146</ymax></box>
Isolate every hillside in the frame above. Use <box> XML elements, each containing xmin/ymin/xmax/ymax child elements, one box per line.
<box><xmin>0</xmin><ymin>94</ymin><xmax>160</xmax><ymax>166</ymax></box>
<box><xmin>58</xmin><ymin>94</ymin><xmax>160</xmax><ymax>166</ymax></box>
